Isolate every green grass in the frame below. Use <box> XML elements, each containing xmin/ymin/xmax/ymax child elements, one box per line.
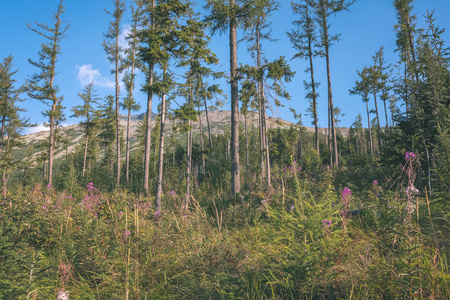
<box><xmin>1</xmin><ymin>169</ymin><xmax>449</xmax><ymax>299</ymax></box>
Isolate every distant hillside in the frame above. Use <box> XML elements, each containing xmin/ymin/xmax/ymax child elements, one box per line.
<box><xmin>19</xmin><ymin>110</ymin><xmax>348</xmax><ymax>163</ymax></box>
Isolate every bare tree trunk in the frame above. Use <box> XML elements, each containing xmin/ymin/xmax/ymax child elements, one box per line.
<box><xmin>328</xmin><ymin>98</ymin><xmax>332</xmax><ymax>167</ymax></box>
<box><xmin>200</xmin><ymin>78</ymin><xmax>213</xmax><ymax>149</ymax></box>
<box><xmin>126</xmin><ymin>42</ymin><xmax>136</xmax><ymax>184</ymax></box>
<box><xmin>230</xmin><ymin>0</ymin><xmax>240</xmax><ymax>194</ymax></box>
<box><xmin>244</xmin><ymin>113</ymin><xmax>249</xmax><ymax>166</ymax></box>
<box><xmin>305</xmin><ymin>5</ymin><xmax>319</xmax><ymax>154</ymax></box>
<box><xmin>265</xmin><ymin>135</ymin><xmax>271</xmax><ymax>185</ymax></box>
<box><xmin>186</xmin><ymin>126</ymin><xmax>192</xmax><ymax>209</ymax></box>
<box><xmin>366</xmin><ymin>101</ymin><xmax>374</xmax><ymax>156</ymax></box>
<box><xmin>373</xmin><ymin>90</ymin><xmax>382</xmax><ymax>150</ymax></box>
<box><xmin>155</xmin><ymin>69</ymin><xmax>167</xmax><ymax>212</ymax></box>
<box><xmin>321</xmin><ymin>5</ymin><xmax>338</xmax><ymax>167</ymax></box>
<box><xmin>143</xmin><ymin>0</ymin><xmax>155</xmax><ymax>196</ymax></box>
<box><xmin>83</xmin><ymin>134</ymin><xmax>88</xmax><ymax>177</ymax></box>
<box><xmin>198</xmin><ymin>101</ymin><xmax>205</xmax><ymax>172</ymax></box>
<box><xmin>256</xmin><ymin>21</ymin><xmax>270</xmax><ymax>187</ymax></box>
<box><xmin>115</xmin><ymin>31</ymin><xmax>121</xmax><ymax>187</ymax></box>
<box><xmin>48</xmin><ymin>103</ymin><xmax>56</xmax><ymax>185</ymax></box>
<box><xmin>126</xmin><ymin>108</ymin><xmax>131</xmax><ymax>182</ymax></box>
<box><xmin>185</xmin><ymin>81</ymin><xmax>193</xmax><ymax>210</ymax></box>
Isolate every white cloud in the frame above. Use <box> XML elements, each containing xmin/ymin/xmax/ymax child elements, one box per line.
<box><xmin>119</xmin><ymin>24</ymin><xmax>132</xmax><ymax>50</ymax></box>
<box><xmin>76</xmin><ymin>64</ymin><xmax>115</xmax><ymax>89</ymax></box>
<box><xmin>25</xmin><ymin>122</ymin><xmax>77</xmax><ymax>135</ymax></box>
<box><xmin>26</xmin><ymin>124</ymin><xmax>49</xmax><ymax>135</ymax></box>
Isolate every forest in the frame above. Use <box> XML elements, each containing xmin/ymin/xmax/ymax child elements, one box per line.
<box><xmin>0</xmin><ymin>0</ymin><xmax>449</xmax><ymax>299</ymax></box>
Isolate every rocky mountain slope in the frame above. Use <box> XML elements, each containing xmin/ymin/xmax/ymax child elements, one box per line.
<box><xmin>19</xmin><ymin>110</ymin><xmax>348</xmax><ymax>162</ymax></box>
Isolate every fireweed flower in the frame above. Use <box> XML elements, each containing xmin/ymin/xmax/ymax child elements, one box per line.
<box><xmin>47</xmin><ymin>184</ymin><xmax>52</xmax><ymax>188</ymax></box>
<box><xmin>342</xmin><ymin>188</ymin><xmax>352</xmax><ymax>199</ymax></box>
<box><xmin>170</xmin><ymin>190</ymin><xmax>175</xmax><ymax>195</ymax></box>
<box><xmin>124</xmin><ymin>230</ymin><xmax>131</xmax><ymax>237</ymax></box>
<box><xmin>373</xmin><ymin>180</ymin><xmax>378</xmax><ymax>185</ymax></box>
<box><xmin>322</xmin><ymin>219</ymin><xmax>332</xmax><ymax>227</ymax></box>
<box><xmin>2</xmin><ymin>179</ymin><xmax>6</xmax><ymax>182</ymax></box>
<box><xmin>405</xmin><ymin>152</ymin><xmax>416</xmax><ymax>160</ymax></box>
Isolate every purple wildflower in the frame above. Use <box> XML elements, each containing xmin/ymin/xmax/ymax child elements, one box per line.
<box><xmin>47</xmin><ymin>184</ymin><xmax>52</xmax><ymax>188</ymax></box>
<box><xmin>322</xmin><ymin>219</ymin><xmax>332</xmax><ymax>227</ymax></box>
<box><xmin>170</xmin><ymin>190</ymin><xmax>175</xmax><ymax>195</ymax></box>
<box><xmin>2</xmin><ymin>179</ymin><xmax>6</xmax><ymax>182</ymax></box>
<box><xmin>342</xmin><ymin>188</ymin><xmax>352</xmax><ymax>198</ymax></box>
<box><xmin>373</xmin><ymin>180</ymin><xmax>378</xmax><ymax>185</ymax></box>
<box><xmin>124</xmin><ymin>230</ymin><xmax>131</xmax><ymax>237</ymax></box>
<box><xmin>405</xmin><ymin>152</ymin><xmax>416</xmax><ymax>160</ymax></box>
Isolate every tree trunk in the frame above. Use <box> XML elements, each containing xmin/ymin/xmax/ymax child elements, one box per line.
<box><xmin>230</xmin><ymin>0</ymin><xmax>240</xmax><ymax>194</ymax></box>
<box><xmin>155</xmin><ymin>69</ymin><xmax>167</xmax><ymax>213</ymax></box>
<box><xmin>83</xmin><ymin>134</ymin><xmax>88</xmax><ymax>177</ymax></box>
<box><xmin>321</xmin><ymin>1</ymin><xmax>338</xmax><ymax>167</ymax></box>
<box><xmin>306</xmin><ymin>5</ymin><xmax>319</xmax><ymax>154</ymax></box>
<box><xmin>185</xmin><ymin>81</ymin><xmax>193</xmax><ymax>210</ymax></box>
<box><xmin>256</xmin><ymin>21</ymin><xmax>270</xmax><ymax>187</ymax></box>
<box><xmin>144</xmin><ymin>0</ymin><xmax>155</xmax><ymax>196</ymax></box>
<box><xmin>244</xmin><ymin>113</ymin><xmax>249</xmax><ymax>166</ymax></box>
<box><xmin>200</xmin><ymin>78</ymin><xmax>213</xmax><ymax>149</ymax></box>
<box><xmin>48</xmin><ymin>103</ymin><xmax>56</xmax><ymax>185</ymax></box>
<box><xmin>186</xmin><ymin>126</ymin><xmax>192</xmax><ymax>209</ymax></box>
<box><xmin>197</xmin><ymin>100</ymin><xmax>205</xmax><ymax>172</ymax></box>
<box><xmin>373</xmin><ymin>89</ymin><xmax>382</xmax><ymax>150</ymax></box>
<box><xmin>383</xmin><ymin>90</ymin><xmax>389</xmax><ymax>139</ymax></box>
<box><xmin>328</xmin><ymin>97</ymin><xmax>332</xmax><ymax>166</ymax></box>
<box><xmin>366</xmin><ymin>101</ymin><xmax>374</xmax><ymax>156</ymax></box>
<box><xmin>126</xmin><ymin>108</ymin><xmax>131</xmax><ymax>183</ymax></box>
<box><xmin>126</xmin><ymin>40</ymin><xmax>136</xmax><ymax>184</ymax></box>
<box><xmin>115</xmin><ymin>31</ymin><xmax>121</xmax><ymax>187</ymax></box>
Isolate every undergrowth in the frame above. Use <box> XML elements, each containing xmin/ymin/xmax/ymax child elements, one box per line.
<box><xmin>0</xmin><ymin>162</ymin><xmax>449</xmax><ymax>299</ymax></box>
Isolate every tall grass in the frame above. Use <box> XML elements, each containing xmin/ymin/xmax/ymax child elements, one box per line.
<box><xmin>0</xmin><ymin>161</ymin><xmax>448</xmax><ymax>299</ymax></box>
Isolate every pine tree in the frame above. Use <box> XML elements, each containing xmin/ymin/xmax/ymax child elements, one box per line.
<box><xmin>98</xmin><ymin>95</ymin><xmax>117</xmax><ymax>173</ymax></box>
<box><xmin>305</xmin><ymin>0</ymin><xmax>356</xmax><ymax>167</ymax></box>
<box><xmin>140</xmin><ymin>0</ymin><xmax>156</xmax><ymax>196</ymax></box>
<box><xmin>288</xmin><ymin>0</ymin><xmax>321</xmax><ymax>154</ymax></box>
<box><xmin>350</xmin><ymin>67</ymin><xmax>374</xmax><ymax>156</ymax></box>
<box><xmin>204</xmin><ymin>0</ymin><xmax>251</xmax><ymax>194</ymax></box>
<box><xmin>143</xmin><ymin>0</ymin><xmax>190</xmax><ymax>212</ymax></box>
<box><xmin>122</xmin><ymin>0</ymin><xmax>144</xmax><ymax>184</ymax></box>
<box><xmin>0</xmin><ymin>56</ymin><xmax>28</xmax><ymax>182</ymax></box>
<box><xmin>176</xmin><ymin>6</ymin><xmax>223</xmax><ymax>207</ymax></box>
<box><xmin>241</xmin><ymin>0</ymin><xmax>280</xmax><ymax>187</ymax></box>
<box><xmin>71</xmin><ymin>82</ymin><xmax>100</xmax><ymax>178</ymax></box>
<box><xmin>27</xmin><ymin>0</ymin><xmax>68</xmax><ymax>186</ymax></box>
<box><xmin>103</xmin><ymin>0</ymin><xmax>125</xmax><ymax>186</ymax></box>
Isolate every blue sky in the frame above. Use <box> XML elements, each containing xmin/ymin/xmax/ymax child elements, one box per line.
<box><xmin>1</xmin><ymin>0</ymin><xmax>449</xmax><ymax>134</ymax></box>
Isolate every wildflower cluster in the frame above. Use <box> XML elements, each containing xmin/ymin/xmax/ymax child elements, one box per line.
<box><xmin>82</xmin><ymin>182</ymin><xmax>100</xmax><ymax>217</ymax></box>
<box><xmin>322</xmin><ymin>219</ymin><xmax>332</xmax><ymax>227</ymax></box>
<box><xmin>283</xmin><ymin>160</ymin><xmax>302</xmax><ymax>173</ymax></box>
<box><xmin>87</xmin><ymin>182</ymin><xmax>95</xmax><ymax>192</ymax></box>
<box><xmin>341</xmin><ymin>188</ymin><xmax>352</xmax><ymax>199</ymax></box>
<box><xmin>341</xmin><ymin>188</ymin><xmax>352</xmax><ymax>234</ymax></box>
<box><xmin>405</xmin><ymin>152</ymin><xmax>416</xmax><ymax>160</ymax></box>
